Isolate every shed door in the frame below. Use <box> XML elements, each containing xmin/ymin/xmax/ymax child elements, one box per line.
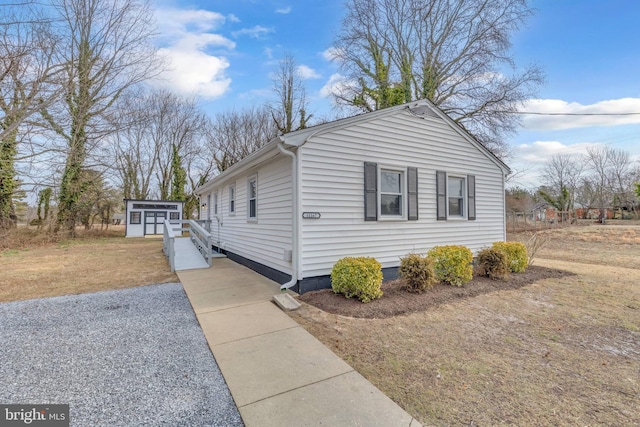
<box><xmin>144</xmin><ymin>211</ymin><xmax>166</xmax><ymax>235</ymax></box>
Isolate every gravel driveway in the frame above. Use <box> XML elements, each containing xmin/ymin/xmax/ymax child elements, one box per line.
<box><xmin>0</xmin><ymin>283</ymin><xmax>243</xmax><ymax>426</ymax></box>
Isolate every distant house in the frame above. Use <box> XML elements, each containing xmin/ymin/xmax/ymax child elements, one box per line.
<box><xmin>124</xmin><ymin>199</ymin><xmax>184</xmax><ymax>237</ymax></box>
<box><xmin>195</xmin><ymin>100</ymin><xmax>511</xmax><ymax>294</ymax></box>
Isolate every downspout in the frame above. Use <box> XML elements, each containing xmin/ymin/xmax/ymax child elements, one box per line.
<box><xmin>277</xmin><ymin>129</ymin><xmax>323</xmax><ymax>291</ymax></box>
<box><xmin>278</xmin><ymin>140</ymin><xmax>299</xmax><ymax>290</ymax></box>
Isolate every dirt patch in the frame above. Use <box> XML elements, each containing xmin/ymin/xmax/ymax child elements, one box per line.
<box><xmin>299</xmin><ymin>265</ymin><xmax>572</xmax><ymax>319</ymax></box>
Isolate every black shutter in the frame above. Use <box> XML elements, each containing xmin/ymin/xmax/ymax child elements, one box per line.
<box><xmin>364</xmin><ymin>162</ymin><xmax>378</xmax><ymax>221</ymax></box>
<box><xmin>407</xmin><ymin>167</ymin><xmax>418</xmax><ymax>220</ymax></box>
<box><xmin>467</xmin><ymin>174</ymin><xmax>476</xmax><ymax>220</ymax></box>
<box><xmin>436</xmin><ymin>170</ymin><xmax>447</xmax><ymax>220</ymax></box>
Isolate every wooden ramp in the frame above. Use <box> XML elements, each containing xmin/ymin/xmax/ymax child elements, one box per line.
<box><xmin>173</xmin><ymin>237</ymin><xmax>210</xmax><ymax>271</ymax></box>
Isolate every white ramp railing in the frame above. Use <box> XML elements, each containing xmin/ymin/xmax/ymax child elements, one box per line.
<box><xmin>188</xmin><ymin>220</ymin><xmax>213</xmax><ymax>267</ymax></box>
<box><xmin>163</xmin><ymin>219</ymin><xmax>182</xmax><ymax>272</ymax></box>
<box><xmin>163</xmin><ymin>219</ymin><xmax>213</xmax><ymax>271</ymax></box>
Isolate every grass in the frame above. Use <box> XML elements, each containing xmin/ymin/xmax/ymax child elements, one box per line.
<box><xmin>289</xmin><ymin>224</ymin><xmax>640</xmax><ymax>426</ymax></box>
<box><xmin>0</xmin><ymin>226</ymin><xmax>178</xmax><ymax>302</ymax></box>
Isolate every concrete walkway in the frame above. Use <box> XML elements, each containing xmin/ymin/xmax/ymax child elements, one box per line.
<box><xmin>177</xmin><ymin>259</ymin><xmax>421</xmax><ymax>427</ymax></box>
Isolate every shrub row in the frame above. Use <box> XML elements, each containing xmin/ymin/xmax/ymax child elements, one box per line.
<box><xmin>330</xmin><ymin>241</ymin><xmax>528</xmax><ymax>302</ymax></box>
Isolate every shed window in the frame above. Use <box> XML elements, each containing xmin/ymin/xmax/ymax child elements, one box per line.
<box><xmin>130</xmin><ymin>211</ymin><xmax>141</xmax><ymax>224</ymax></box>
<box><xmin>170</xmin><ymin>212</ymin><xmax>180</xmax><ymax>220</ymax></box>
<box><xmin>247</xmin><ymin>176</ymin><xmax>257</xmax><ymax>220</ymax></box>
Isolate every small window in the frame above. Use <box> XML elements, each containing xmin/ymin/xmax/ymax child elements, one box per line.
<box><xmin>247</xmin><ymin>176</ymin><xmax>257</xmax><ymax>219</ymax></box>
<box><xmin>170</xmin><ymin>212</ymin><xmax>180</xmax><ymax>220</ymax></box>
<box><xmin>213</xmin><ymin>192</ymin><xmax>218</xmax><ymax>215</ymax></box>
<box><xmin>448</xmin><ymin>176</ymin><xmax>465</xmax><ymax>217</ymax></box>
<box><xmin>229</xmin><ymin>184</ymin><xmax>235</xmax><ymax>214</ymax></box>
<box><xmin>379</xmin><ymin>168</ymin><xmax>404</xmax><ymax>218</ymax></box>
<box><xmin>130</xmin><ymin>211</ymin><xmax>141</xmax><ymax>224</ymax></box>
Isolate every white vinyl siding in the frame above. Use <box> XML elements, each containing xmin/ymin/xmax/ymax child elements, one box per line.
<box><xmin>298</xmin><ymin>111</ymin><xmax>506</xmax><ymax>278</ymax></box>
<box><xmin>201</xmin><ymin>157</ymin><xmax>293</xmax><ymax>275</ymax></box>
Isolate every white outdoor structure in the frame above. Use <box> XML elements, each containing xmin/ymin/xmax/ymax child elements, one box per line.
<box><xmin>195</xmin><ymin>99</ymin><xmax>510</xmax><ymax>294</ymax></box>
<box><xmin>124</xmin><ymin>199</ymin><xmax>185</xmax><ymax>237</ymax></box>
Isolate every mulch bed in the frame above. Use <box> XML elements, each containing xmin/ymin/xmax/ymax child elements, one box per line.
<box><xmin>298</xmin><ymin>265</ymin><xmax>574</xmax><ymax>319</ymax></box>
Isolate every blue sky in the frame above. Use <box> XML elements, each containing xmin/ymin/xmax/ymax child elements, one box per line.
<box><xmin>152</xmin><ymin>0</ymin><xmax>640</xmax><ymax>189</ymax></box>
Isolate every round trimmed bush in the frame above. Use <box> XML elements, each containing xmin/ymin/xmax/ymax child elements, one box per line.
<box><xmin>492</xmin><ymin>241</ymin><xmax>528</xmax><ymax>273</ymax></box>
<box><xmin>399</xmin><ymin>253</ymin><xmax>437</xmax><ymax>293</ymax></box>
<box><xmin>331</xmin><ymin>257</ymin><xmax>383</xmax><ymax>303</ymax></box>
<box><xmin>426</xmin><ymin>245</ymin><xmax>473</xmax><ymax>286</ymax></box>
<box><xmin>477</xmin><ymin>247</ymin><xmax>509</xmax><ymax>280</ymax></box>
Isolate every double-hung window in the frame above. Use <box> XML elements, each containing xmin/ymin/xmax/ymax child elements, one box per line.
<box><xmin>247</xmin><ymin>175</ymin><xmax>257</xmax><ymax>220</ymax></box>
<box><xmin>229</xmin><ymin>184</ymin><xmax>236</xmax><ymax>214</ymax></box>
<box><xmin>380</xmin><ymin>169</ymin><xmax>404</xmax><ymax>217</ymax></box>
<box><xmin>436</xmin><ymin>171</ymin><xmax>476</xmax><ymax>220</ymax></box>
<box><xmin>364</xmin><ymin>162</ymin><xmax>418</xmax><ymax>221</ymax></box>
<box><xmin>448</xmin><ymin>176</ymin><xmax>465</xmax><ymax>217</ymax></box>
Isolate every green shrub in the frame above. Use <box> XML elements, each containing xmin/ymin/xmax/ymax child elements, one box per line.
<box><xmin>476</xmin><ymin>248</ymin><xmax>509</xmax><ymax>280</ymax></box>
<box><xmin>492</xmin><ymin>241</ymin><xmax>528</xmax><ymax>273</ymax></box>
<box><xmin>399</xmin><ymin>253</ymin><xmax>437</xmax><ymax>293</ymax></box>
<box><xmin>331</xmin><ymin>256</ymin><xmax>383</xmax><ymax>303</ymax></box>
<box><xmin>426</xmin><ymin>245</ymin><xmax>473</xmax><ymax>286</ymax></box>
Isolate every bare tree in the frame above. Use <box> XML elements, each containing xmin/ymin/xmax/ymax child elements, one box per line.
<box><xmin>332</xmin><ymin>0</ymin><xmax>543</xmax><ymax>157</ymax></box>
<box><xmin>41</xmin><ymin>0</ymin><xmax>159</xmax><ymax>235</ymax></box>
<box><xmin>145</xmin><ymin>90</ymin><xmax>207</xmax><ymax>200</ymax></box>
<box><xmin>207</xmin><ymin>106</ymin><xmax>279</xmax><ymax>172</ymax></box>
<box><xmin>270</xmin><ymin>53</ymin><xmax>311</xmax><ymax>133</ymax></box>
<box><xmin>109</xmin><ymin>89</ymin><xmax>156</xmax><ymax>200</ymax></box>
<box><xmin>585</xmin><ymin>146</ymin><xmax>613</xmax><ymax>222</ymax></box>
<box><xmin>539</xmin><ymin>153</ymin><xmax>583</xmax><ymax>215</ymax></box>
<box><xmin>606</xmin><ymin>148</ymin><xmax>635</xmax><ymax>217</ymax></box>
<box><xmin>0</xmin><ymin>2</ymin><xmax>61</xmax><ymax>228</ymax></box>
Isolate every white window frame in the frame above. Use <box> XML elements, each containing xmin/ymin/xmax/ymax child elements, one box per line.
<box><xmin>247</xmin><ymin>175</ymin><xmax>257</xmax><ymax>221</ymax></box>
<box><xmin>229</xmin><ymin>184</ymin><xmax>236</xmax><ymax>215</ymax></box>
<box><xmin>377</xmin><ymin>166</ymin><xmax>407</xmax><ymax>221</ymax></box>
<box><xmin>447</xmin><ymin>175</ymin><xmax>467</xmax><ymax>219</ymax></box>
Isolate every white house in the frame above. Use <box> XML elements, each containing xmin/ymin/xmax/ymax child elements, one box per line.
<box><xmin>124</xmin><ymin>199</ymin><xmax>184</xmax><ymax>237</ymax></box>
<box><xmin>195</xmin><ymin>100</ymin><xmax>510</xmax><ymax>294</ymax></box>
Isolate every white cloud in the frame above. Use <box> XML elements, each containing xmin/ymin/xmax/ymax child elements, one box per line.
<box><xmin>521</xmin><ymin>98</ymin><xmax>640</xmax><ymax>131</ymax></box>
<box><xmin>232</xmin><ymin>25</ymin><xmax>273</xmax><ymax>39</ymax></box>
<box><xmin>513</xmin><ymin>140</ymin><xmax>601</xmax><ymax>164</ymax></box>
<box><xmin>154</xmin><ymin>7</ymin><xmax>235</xmax><ymax>99</ymax></box>
<box><xmin>296</xmin><ymin>65</ymin><xmax>321</xmax><ymax>79</ymax></box>
<box><xmin>275</xmin><ymin>6</ymin><xmax>292</xmax><ymax>14</ymax></box>
<box><xmin>322</xmin><ymin>47</ymin><xmax>344</xmax><ymax>62</ymax></box>
<box><xmin>157</xmin><ymin>48</ymin><xmax>231</xmax><ymax>98</ymax></box>
<box><xmin>320</xmin><ymin>73</ymin><xmax>354</xmax><ymax>98</ymax></box>
<box><xmin>227</xmin><ymin>14</ymin><xmax>240</xmax><ymax>23</ymax></box>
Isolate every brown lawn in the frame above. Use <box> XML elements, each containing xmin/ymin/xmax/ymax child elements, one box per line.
<box><xmin>0</xmin><ymin>226</ymin><xmax>177</xmax><ymax>302</ymax></box>
<box><xmin>289</xmin><ymin>224</ymin><xmax>640</xmax><ymax>426</ymax></box>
